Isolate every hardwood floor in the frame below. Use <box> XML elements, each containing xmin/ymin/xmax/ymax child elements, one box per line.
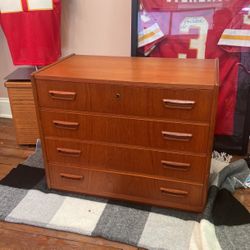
<box><xmin>0</xmin><ymin>222</ymin><xmax>137</xmax><ymax>250</ymax></box>
<box><xmin>234</xmin><ymin>189</ymin><xmax>250</xmax><ymax>213</ymax></box>
<box><xmin>0</xmin><ymin>118</ymin><xmax>139</xmax><ymax>250</ymax></box>
<box><xmin>0</xmin><ymin>118</ymin><xmax>35</xmax><ymax>180</ymax></box>
<box><xmin>0</xmin><ymin>118</ymin><xmax>249</xmax><ymax>249</ymax></box>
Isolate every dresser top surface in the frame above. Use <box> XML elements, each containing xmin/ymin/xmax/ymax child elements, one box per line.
<box><xmin>34</xmin><ymin>55</ymin><xmax>218</xmax><ymax>88</ymax></box>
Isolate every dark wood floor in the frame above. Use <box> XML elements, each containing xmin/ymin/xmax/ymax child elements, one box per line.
<box><xmin>0</xmin><ymin>118</ymin><xmax>35</xmax><ymax>179</ymax></box>
<box><xmin>0</xmin><ymin>118</ymin><xmax>139</xmax><ymax>250</ymax></box>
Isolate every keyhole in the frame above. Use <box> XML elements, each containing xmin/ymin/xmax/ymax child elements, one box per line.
<box><xmin>116</xmin><ymin>93</ymin><xmax>121</xmax><ymax>99</ymax></box>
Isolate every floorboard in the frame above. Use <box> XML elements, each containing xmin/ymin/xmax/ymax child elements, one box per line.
<box><xmin>0</xmin><ymin>222</ymin><xmax>136</xmax><ymax>250</ymax></box>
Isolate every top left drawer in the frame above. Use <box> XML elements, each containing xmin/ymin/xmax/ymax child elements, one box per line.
<box><xmin>35</xmin><ymin>80</ymin><xmax>85</xmax><ymax>111</ymax></box>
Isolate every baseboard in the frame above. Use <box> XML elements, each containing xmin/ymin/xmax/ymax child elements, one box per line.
<box><xmin>0</xmin><ymin>98</ymin><xmax>12</xmax><ymax>118</ymax></box>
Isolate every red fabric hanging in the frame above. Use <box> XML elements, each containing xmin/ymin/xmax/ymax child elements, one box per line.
<box><xmin>0</xmin><ymin>0</ymin><xmax>61</xmax><ymax>66</ymax></box>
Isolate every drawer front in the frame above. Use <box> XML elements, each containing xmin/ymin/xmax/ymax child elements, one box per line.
<box><xmin>49</xmin><ymin>165</ymin><xmax>204</xmax><ymax>211</ymax></box>
<box><xmin>49</xmin><ymin>165</ymin><xmax>89</xmax><ymax>193</ymax></box>
<box><xmin>45</xmin><ymin>139</ymin><xmax>208</xmax><ymax>183</ymax></box>
<box><xmin>89</xmin><ymin>171</ymin><xmax>203</xmax><ymax>209</ymax></box>
<box><xmin>41</xmin><ymin>111</ymin><xmax>210</xmax><ymax>153</ymax></box>
<box><xmin>36</xmin><ymin>80</ymin><xmax>213</xmax><ymax>122</ymax></box>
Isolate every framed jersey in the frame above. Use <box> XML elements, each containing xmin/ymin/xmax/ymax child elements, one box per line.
<box><xmin>131</xmin><ymin>0</ymin><xmax>250</xmax><ymax>155</ymax></box>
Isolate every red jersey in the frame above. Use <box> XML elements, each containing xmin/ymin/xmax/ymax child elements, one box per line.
<box><xmin>139</xmin><ymin>0</ymin><xmax>250</xmax><ymax>135</ymax></box>
<box><xmin>0</xmin><ymin>0</ymin><xmax>61</xmax><ymax>66</ymax></box>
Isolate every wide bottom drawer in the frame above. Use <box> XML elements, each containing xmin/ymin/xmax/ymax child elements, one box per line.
<box><xmin>49</xmin><ymin>164</ymin><xmax>205</xmax><ymax>212</ymax></box>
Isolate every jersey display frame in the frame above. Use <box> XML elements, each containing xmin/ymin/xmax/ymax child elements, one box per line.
<box><xmin>131</xmin><ymin>0</ymin><xmax>250</xmax><ymax>155</ymax></box>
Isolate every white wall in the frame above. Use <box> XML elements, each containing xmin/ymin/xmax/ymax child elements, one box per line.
<box><xmin>0</xmin><ymin>29</ymin><xmax>16</xmax><ymax>98</ymax></box>
<box><xmin>61</xmin><ymin>0</ymin><xmax>132</xmax><ymax>57</ymax></box>
<box><xmin>0</xmin><ymin>0</ymin><xmax>132</xmax><ymax>98</ymax></box>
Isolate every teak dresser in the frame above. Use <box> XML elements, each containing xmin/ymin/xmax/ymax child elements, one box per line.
<box><xmin>32</xmin><ymin>55</ymin><xmax>219</xmax><ymax>212</ymax></box>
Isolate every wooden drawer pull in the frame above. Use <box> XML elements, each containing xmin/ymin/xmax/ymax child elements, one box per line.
<box><xmin>60</xmin><ymin>173</ymin><xmax>83</xmax><ymax>180</ymax></box>
<box><xmin>162</xmin><ymin>131</ymin><xmax>193</xmax><ymax>141</ymax></box>
<box><xmin>160</xmin><ymin>187</ymin><xmax>188</xmax><ymax>197</ymax></box>
<box><xmin>161</xmin><ymin>160</ymin><xmax>190</xmax><ymax>171</ymax></box>
<box><xmin>49</xmin><ymin>90</ymin><xmax>76</xmax><ymax>101</ymax></box>
<box><xmin>163</xmin><ymin>99</ymin><xmax>195</xmax><ymax>109</ymax></box>
<box><xmin>53</xmin><ymin>120</ymin><xmax>79</xmax><ymax>130</ymax></box>
<box><xmin>57</xmin><ymin>148</ymin><xmax>81</xmax><ymax>157</ymax></box>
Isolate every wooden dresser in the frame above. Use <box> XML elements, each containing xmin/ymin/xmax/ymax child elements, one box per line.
<box><xmin>32</xmin><ymin>55</ymin><xmax>219</xmax><ymax>212</ymax></box>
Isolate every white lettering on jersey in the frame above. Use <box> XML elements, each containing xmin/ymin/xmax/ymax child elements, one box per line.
<box><xmin>178</xmin><ymin>16</ymin><xmax>209</xmax><ymax>59</ymax></box>
<box><xmin>0</xmin><ymin>0</ymin><xmax>53</xmax><ymax>13</ymax></box>
<box><xmin>0</xmin><ymin>0</ymin><xmax>23</xmax><ymax>13</ymax></box>
<box><xmin>27</xmin><ymin>0</ymin><xmax>53</xmax><ymax>11</ymax></box>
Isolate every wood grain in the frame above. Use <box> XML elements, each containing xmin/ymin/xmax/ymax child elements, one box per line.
<box><xmin>234</xmin><ymin>189</ymin><xmax>250</xmax><ymax>213</ymax></box>
<box><xmin>49</xmin><ymin>164</ymin><xmax>204</xmax><ymax>212</ymax></box>
<box><xmin>0</xmin><ymin>118</ymin><xmax>34</xmax><ymax>179</ymax></box>
<box><xmin>34</xmin><ymin>55</ymin><xmax>219</xmax><ymax>88</ymax></box>
<box><xmin>32</xmin><ymin>55</ymin><xmax>219</xmax><ymax>212</ymax></box>
<box><xmin>45</xmin><ymin>138</ymin><xmax>208</xmax><ymax>184</ymax></box>
<box><xmin>36</xmin><ymin>79</ymin><xmax>213</xmax><ymax>122</ymax></box>
<box><xmin>5</xmin><ymin>81</ymin><xmax>39</xmax><ymax>145</ymax></box>
<box><xmin>0</xmin><ymin>222</ymin><xmax>138</xmax><ymax>250</ymax></box>
<box><xmin>40</xmin><ymin>110</ymin><xmax>210</xmax><ymax>154</ymax></box>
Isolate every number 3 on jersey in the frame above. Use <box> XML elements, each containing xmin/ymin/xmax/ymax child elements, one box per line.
<box><xmin>0</xmin><ymin>0</ymin><xmax>53</xmax><ymax>13</ymax></box>
<box><xmin>178</xmin><ymin>16</ymin><xmax>209</xmax><ymax>59</ymax></box>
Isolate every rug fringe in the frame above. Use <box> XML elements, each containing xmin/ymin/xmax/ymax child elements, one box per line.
<box><xmin>212</xmin><ymin>151</ymin><xmax>232</xmax><ymax>164</ymax></box>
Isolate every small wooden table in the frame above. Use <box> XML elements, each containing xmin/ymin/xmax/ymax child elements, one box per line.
<box><xmin>4</xmin><ymin>68</ymin><xmax>39</xmax><ymax>145</ymax></box>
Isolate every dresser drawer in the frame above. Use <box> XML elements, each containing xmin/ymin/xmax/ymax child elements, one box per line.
<box><xmin>49</xmin><ymin>165</ymin><xmax>90</xmax><ymax>193</ymax></box>
<box><xmin>49</xmin><ymin>164</ymin><xmax>204</xmax><ymax>211</ymax></box>
<box><xmin>45</xmin><ymin>138</ymin><xmax>207</xmax><ymax>183</ymax></box>
<box><xmin>41</xmin><ymin>111</ymin><xmax>210</xmax><ymax>153</ymax></box>
<box><xmin>36</xmin><ymin>80</ymin><xmax>213</xmax><ymax>122</ymax></box>
<box><xmin>89</xmin><ymin>171</ymin><xmax>203</xmax><ymax>209</ymax></box>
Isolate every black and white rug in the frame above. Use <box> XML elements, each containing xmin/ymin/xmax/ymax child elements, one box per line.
<box><xmin>0</xmin><ymin>146</ymin><xmax>250</xmax><ymax>250</ymax></box>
